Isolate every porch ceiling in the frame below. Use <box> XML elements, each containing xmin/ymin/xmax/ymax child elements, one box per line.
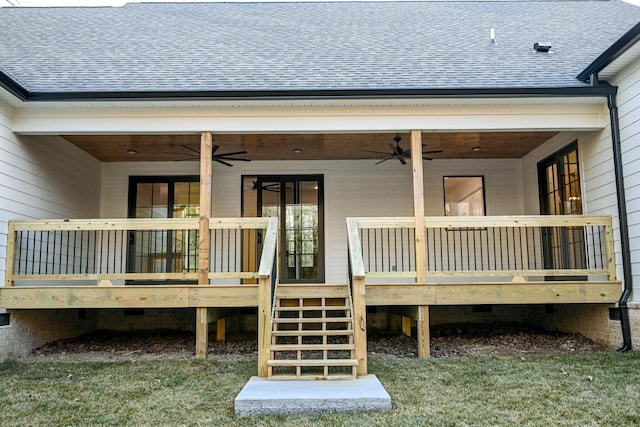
<box><xmin>62</xmin><ymin>131</ymin><xmax>558</xmax><ymax>162</ymax></box>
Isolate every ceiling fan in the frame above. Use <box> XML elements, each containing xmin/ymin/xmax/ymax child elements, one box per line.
<box><xmin>365</xmin><ymin>134</ymin><xmax>443</xmax><ymax>165</ymax></box>
<box><xmin>243</xmin><ymin>180</ymin><xmax>281</xmax><ymax>193</ymax></box>
<box><xmin>164</xmin><ymin>144</ymin><xmax>251</xmax><ymax>167</ymax></box>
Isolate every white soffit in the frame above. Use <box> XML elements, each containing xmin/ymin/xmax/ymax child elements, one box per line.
<box><xmin>599</xmin><ymin>42</ymin><xmax>640</xmax><ymax>80</ymax></box>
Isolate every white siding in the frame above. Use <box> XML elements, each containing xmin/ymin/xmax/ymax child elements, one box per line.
<box><xmin>0</xmin><ymin>105</ymin><xmax>102</xmax><ymax>287</ymax></box>
<box><xmin>521</xmin><ymin>127</ymin><xmax>623</xmax><ymax>281</ymax></box>
<box><xmin>612</xmin><ymin>54</ymin><xmax>640</xmax><ymax>301</ymax></box>
<box><xmin>101</xmin><ymin>158</ymin><xmax>523</xmax><ymax>284</ymax></box>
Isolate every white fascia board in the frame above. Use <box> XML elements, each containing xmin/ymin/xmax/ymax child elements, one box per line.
<box><xmin>0</xmin><ymin>86</ymin><xmax>22</xmax><ymax>110</ymax></box>
<box><xmin>11</xmin><ymin>97</ymin><xmax>609</xmax><ymax>135</ymax></box>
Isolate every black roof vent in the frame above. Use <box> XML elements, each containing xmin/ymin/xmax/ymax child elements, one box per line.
<box><xmin>534</xmin><ymin>42</ymin><xmax>552</xmax><ymax>53</ymax></box>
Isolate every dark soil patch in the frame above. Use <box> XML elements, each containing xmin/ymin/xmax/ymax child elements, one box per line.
<box><xmin>21</xmin><ymin>323</ymin><xmax>604</xmax><ymax>362</ymax></box>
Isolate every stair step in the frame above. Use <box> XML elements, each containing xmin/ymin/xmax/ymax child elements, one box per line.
<box><xmin>267</xmin><ymin>359</ymin><xmax>359</xmax><ymax>367</ymax></box>
<box><xmin>268</xmin><ymin>374</ymin><xmax>356</xmax><ymax>381</ymax></box>
<box><xmin>275</xmin><ymin>305</ymin><xmax>351</xmax><ymax>312</ymax></box>
<box><xmin>274</xmin><ymin>317</ymin><xmax>352</xmax><ymax>324</ymax></box>
<box><xmin>276</xmin><ymin>284</ymin><xmax>350</xmax><ymax>299</ymax></box>
<box><xmin>271</xmin><ymin>343</ymin><xmax>355</xmax><ymax>351</ymax></box>
<box><xmin>272</xmin><ymin>329</ymin><xmax>354</xmax><ymax>337</ymax></box>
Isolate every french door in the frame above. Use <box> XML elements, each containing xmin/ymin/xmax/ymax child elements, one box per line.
<box><xmin>243</xmin><ymin>175</ymin><xmax>324</xmax><ymax>283</ymax></box>
<box><xmin>127</xmin><ymin>176</ymin><xmax>200</xmax><ymax>275</ymax></box>
<box><xmin>537</xmin><ymin>143</ymin><xmax>586</xmax><ymax>271</ymax></box>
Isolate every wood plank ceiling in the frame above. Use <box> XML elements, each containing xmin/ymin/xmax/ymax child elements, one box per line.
<box><xmin>62</xmin><ymin>132</ymin><xmax>558</xmax><ymax>162</ymax></box>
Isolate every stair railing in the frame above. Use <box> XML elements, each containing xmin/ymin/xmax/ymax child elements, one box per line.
<box><xmin>257</xmin><ymin>217</ymin><xmax>278</xmax><ymax>377</ymax></box>
<box><xmin>346</xmin><ymin>217</ymin><xmax>368</xmax><ymax>376</ymax></box>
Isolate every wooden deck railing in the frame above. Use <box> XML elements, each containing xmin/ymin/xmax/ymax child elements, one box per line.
<box><xmin>5</xmin><ymin>217</ymin><xmax>278</xmax><ymax>286</ymax></box>
<box><xmin>347</xmin><ymin>215</ymin><xmax>616</xmax><ymax>282</ymax></box>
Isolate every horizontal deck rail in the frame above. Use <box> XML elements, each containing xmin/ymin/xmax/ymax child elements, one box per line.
<box><xmin>348</xmin><ymin>215</ymin><xmax>616</xmax><ymax>282</ymax></box>
<box><xmin>5</xmin><ymin>217</ymin><xmax>277</xmax><ymax>286</ymax></box>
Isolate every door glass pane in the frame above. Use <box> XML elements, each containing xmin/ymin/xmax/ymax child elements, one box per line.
<box><xmin>173</xmin><ymin>182</ymin><xmax>200</xmax><ymax>272</ymax></box>
<box><xmin>261</xmin><ymin>181</ymin><xmax>281</xmax><ymax>218</ymax></box>
<box><xmin>539</xmin><ymin>145</ymin><xmax>585</xmax><ymax>270</ymax></box>
<box><xmin>136</xmin><ymin>183</ymin><xmax>168</xmax><ymax>218</ymax></box>
<box><xmin>129</xmin><ymin>179</ymin><xmax>199</xmax><ymax>275</ymax></box>
<box><xmin>546</xmin><ymin>164</ymin><xmax>559</xmax><ymax>215</ymax></box>
<box><xmin>133</xmin><ymin>183</ymin><xmax>168</xmax><ymax>273</ymax></box>
<box><xmin>284</xmin><ymin>180</ymin><xmax>319</xmax><ymax>280</ymax></box>
<box><xmin>242</xmin><ymin>176</ymin><xmax>323</xmax><ymax>283</ymax></box>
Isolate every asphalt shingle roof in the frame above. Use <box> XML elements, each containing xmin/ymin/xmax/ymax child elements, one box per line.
<box><xmin>1</xmin><ymin>1</ymin><xmax>639</xmax><ymax>95</ymax></box>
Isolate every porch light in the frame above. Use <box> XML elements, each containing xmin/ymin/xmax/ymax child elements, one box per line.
<box><xmin>127</xmin><ymin>149</ymin><xmax>137</xmax><ymax>155</ymax></box>
<box><xmin>472</xmin><ymin>146</ymin><xmax>481</xmax><ymax>152</ymax></box>
<box><xmin>293</xmin><ymin>148</ymin><xmax>302</xmax><ymax>154</ymax></box>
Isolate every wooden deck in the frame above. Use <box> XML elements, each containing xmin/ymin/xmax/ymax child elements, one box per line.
<box><xmin>0</xmin><ymin>214</ymin><xmax>622</xmax><ymax>376</ymax></box>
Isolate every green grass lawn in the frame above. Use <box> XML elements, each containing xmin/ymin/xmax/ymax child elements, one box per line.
<box><xmin>2</xmin><ymin>352</ymin><xmax>640</xmax><ymax>426</ymax></box>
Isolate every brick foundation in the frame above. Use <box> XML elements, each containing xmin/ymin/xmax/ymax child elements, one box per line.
<box><xmin>371</xmin><ymin>304</ymin><xmax>629</xmax><ymax>350</ymax></box>
<box><xmin>0</xmin><ymin>309</ymin><xmax>97</xmax><ymax>361</ymax></box>
<box><xmin>1</xmin><ymin>303</ymin><xmax>635</xmax><ymax>360</ymax></box>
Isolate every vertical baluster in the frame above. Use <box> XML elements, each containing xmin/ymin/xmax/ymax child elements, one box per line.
<box><xmin>438</xmin><ymin>228</ymin><xmax>443</xmax><ymax>271</ymax></box>
<box><xmin>387</xmin><ymin>228</ymin><xmax>391</xmax><ymax>273</ymax></box>
<box><xmin>425</xmin><ymin>228</ymin><xmax>429</xmax><ymax>272</ymax></box>
<box><xmin>52</xmin><ymin>230</ymin><xmax>58</xmax><ymax>274</ymax></box>
<box><xmin>410</xmin><ymin>228</ymin><xmax>415</xmax><ymax>272</ymax></box>
<box><xmin>498</xmin><ymin>227</ymin><xmax>504</xmax><ymax>270</ymax></box>
<box><xmin>31</xmin><ymin>231</ymin><xmax>36</xmax><ymax>274</ymax></box>
<box><xmin>226</xmin><ymin>229</ymin><xmax>231</xmax><ymax>273</ymax></box>
<box><xmin>373</xmin><ymin>228</ymin><xmax>378</xmax><ymax>272</ymax></box>
<box><xmin>235</xmin><ymin>228</ymin><xmax>239</xmax><ymax>273</ymax></box>
<box><xmin>452</xmin><ymin>227</ymin><xmax>457</xmax><ymax>271</ymax></box>
<box><xmin>107</xmin><ymin>229</ymin><xmax>112</xmax><ymax>274</ymax></box>
<box><xmin>17</xmin><ymin>231</ymin><xmax>23</xmax><ymax>275</ymax></box>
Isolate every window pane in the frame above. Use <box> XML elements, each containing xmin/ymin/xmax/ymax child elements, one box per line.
<box><xmin>444</xmin><ymin>177</ymin><xmax>485</xmax><ymax>216</ymax></box>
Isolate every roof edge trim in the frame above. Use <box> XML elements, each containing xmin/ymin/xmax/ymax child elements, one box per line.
<box><xmin>0</xmin><ymin>69</ymin><xmax>28</xmax><ymax>101</ymax></box>
<box><xmin>577</xmin><ymin>22</ymin><xmax>640</xmax><ymax>83</ymax></box>
<box><xmin>23</xmin><ymin>86</ymin><xmax>616</xmax><ymax>102</ymax></box>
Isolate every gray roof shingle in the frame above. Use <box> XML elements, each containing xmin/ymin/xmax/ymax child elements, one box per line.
<box><xmin>1</xmin><ymin>1</ymin><xmax>639</xmax><ymax>94</ymax></box>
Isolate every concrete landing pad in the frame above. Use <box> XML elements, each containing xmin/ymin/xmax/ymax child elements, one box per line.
<box><xmin>234</xmin><ymin>374</ymin><xmax>392</xmax><ymax>417</ymax></box>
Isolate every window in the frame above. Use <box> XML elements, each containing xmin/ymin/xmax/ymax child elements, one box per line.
<box><xmin>443</xmin><ymin>176</ymin><xmax>485</xmax><ymax>216</ymax></box>
<box><xmin>0</xmin><ymin>313</ymin><xmax>10</xmax><ymax>327</ymax></box>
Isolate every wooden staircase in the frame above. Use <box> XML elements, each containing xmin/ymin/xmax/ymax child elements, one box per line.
<box><xmin>267</xmin><ymin>284</ymin><xmax>358</xmax><ymax>380</ymax></box>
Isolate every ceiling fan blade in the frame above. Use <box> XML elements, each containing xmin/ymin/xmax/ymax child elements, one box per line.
<box><xmin>375</xmin><ymin>157</ymin><xmax>392</xmax><ymax>165</ymax></box>
<box><xmin>214</xmin><ymin>158</ymin><xmax>234</xmax><ymax>167</ymax></box>
<box><xmin>173</xmin><ymin>157</ymin><xmax>199</xmax><ymax>161</ymax></box>
<box><xmin>361</xmin><ymin>149</ymin><xmax>396</xmax><ymax>156</ymax></box>
<box><xmin>181</xmin><ymin>144</ymin><xmax>200</xmax><ymax>154</ymax></box>
<box><xmin>216</xmin><ymin>150</ymin><xmax>248</xmax><ymax>157</ymax></box>
<box><xmin>423</xmin><ymin>150</ymin><xmax>443</xmax><ymax>155</ymax></box>
<box><xmin>212</xmin><ymin>145</ymin><xmax>220</xmax><ymax>155</ymax></box>
<box><xmin>398</xmin><ymin>157</ymin><xmax>407</xmax><ymax>165</ymax></box>
<box><xmin>217</xmin><ymin>157</ymin><xmax>251</xmax><ymax>162</ymax></box>
<box><xmin>422</xmin><ymin>157</ymin><xmax>435</xmax><ymax>161</ymax></box>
